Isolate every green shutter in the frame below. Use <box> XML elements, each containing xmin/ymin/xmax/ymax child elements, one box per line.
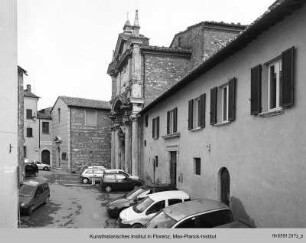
<box><xmin>281</xmin><ymin>46</ymin><xmax>295</xmax><ymax>108</ymax></box>
<box><xmin>210</xmin><ymin>87</ymin><xmax>218</xmax><ymax>125</ymax></box>
<box><xmin>199</xmin><ymin>94</ymin><xmax>206</xmax><ymax>128</ymax></box>
<box><xmin>188</xmin><ymin>100</ymin><xmax>193</xmax><ymax>130</ymax></box>
<box><xmin>173</xmin><ymin>108</ymin><xmax>178</xmax><ymax>133</ymax></box>
<box><xmin>250</xmin><ymin>65</ymin><xmax>262</xmax><ymax>115</ymax></box>
<box><xmin>228</xmin><ymin>78</ymin><xmax>237</xmax><ymax>121</ymax></box>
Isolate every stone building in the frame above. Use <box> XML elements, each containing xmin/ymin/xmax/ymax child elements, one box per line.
<box><xmin>23</xmin><ymin>84</ymin><xmax>40</xmax><ymax>161</ymax></box>
<box><xmin>107</xmin><ymin>10</ymin><xmax>245</xmax><ymax>176</ymax></box>
<box><xmin>51</xmin><ymin>96</ymin><xmax>111</xmax><ymax>173</ymax></box>
<box><xmin>140</xmin><ymin>0</ymin><xmax>306</xmax><ymax>227</ymax></box>
<box><xmin>38</xmin><ymin>107</ymin><xmax>53</xmax><ymax>165</ymax></box>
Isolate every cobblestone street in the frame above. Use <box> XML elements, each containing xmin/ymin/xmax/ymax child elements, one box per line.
<box><xmin>19</xmin><ymin>170</ymin><xmax>125</xmax><ymax>228</ymax></box>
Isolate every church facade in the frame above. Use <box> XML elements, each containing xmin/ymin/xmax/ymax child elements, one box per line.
<box><xmin>107</xmin><ymin>11</ymin><xmax>245</xmax><ymax>177</ymax></box>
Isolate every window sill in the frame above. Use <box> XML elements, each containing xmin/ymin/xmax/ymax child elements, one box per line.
<box><xmin>259</xmin><ymin>108</ymin><xmax>284</xmax><ymax>118</ymax></box>
<box><xmin>214</xmin><ymin>121</ymin><xmax>231</xmax><ymax>127</ymax></box>
<box><xmin>162</xmin><ymin>132</ymin><xmax>181</xmax><ymax>140</ymax></box>
<box><xmin>189</xmin><ymin>127</ymin><xmax>203</xmax><ymax>132</ymax></box>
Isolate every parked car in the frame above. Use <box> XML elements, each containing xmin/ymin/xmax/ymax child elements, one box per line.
<box><xmin>81</xmin><ymin>168</ymin><xmax>105</xmax><ymax>184</ymax></box>
<box><xmin>146</xmin><ymin>198</ymin><xmax>235</xmax><ymax>228</ymax></box>
<box><xmin>80</xmin><ymin>165</ymin><xmax>107</xmax><ymax>174</ymax></box>
<box><xmin>103</xmin><ymin>169</ymin><xmax>139</xmax><ymax>180</ymax></box>
<box><xmin>33</xmin><ymin>161</ymin><xmax>51</xmax><ymax>171</ymax></box>
<box><xmin>101</xmin><ymin>172</ymin><xmax>142</xmax><ymax>192</ymax></box>
<box><xmin>214</xmin><ymin>221</ymin><xmax>252</xmax><ymax>228</ymax></box>
<box><xmin>106</xmin><ymin>184</ymin><xmax>174</xmax><ymax>218</ymax></box>
<box><xmin>19</xmin><ymin>179</ymin><xmax>50</xmax><ymax>215</ymax></box>
<box><xmin>118</xmin><ymin>190</ymin><xmax>190</xmax><ymax>228</ymax></box>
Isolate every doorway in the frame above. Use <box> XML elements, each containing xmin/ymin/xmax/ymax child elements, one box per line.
<box><xmin>219</xmin><ymin>167</ymin><xmax>230</xmax><ymax>206</ymax></box>
<box><xmin>41</xmin><ymin>150</ymin><xmax>50</xmax><ymax>165</ymax></box>
<box><xmin>169</xmin><ymin>151</ymin><xmax>177</xmax><ymax>189</ymax></box>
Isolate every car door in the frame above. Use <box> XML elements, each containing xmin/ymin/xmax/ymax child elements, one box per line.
<box><xmin>144</xmin><ymin>200</ymin><xmax>166</xmax><ymax>222</ymax></box>
<box><xmin>115</xmin><ymin>174</ymin><xmax>129</xmax><ymax>190</ymax></box>
<box><xmin>33</xmin><ymin>185</ymin><xmax>44</xmax><ymax>208</ymax></box>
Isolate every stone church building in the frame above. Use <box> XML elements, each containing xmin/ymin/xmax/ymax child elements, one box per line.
<box><xmin>107</xmin><ymin>10</ymin><xmax>246</xmax><ymax>176</ymax></box>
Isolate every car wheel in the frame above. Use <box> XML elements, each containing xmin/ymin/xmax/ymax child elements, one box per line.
<box><xmin>105</xmin><ymin>186</ymin><xmax>112</xmax><ymax>193</ymax></box>
<box><xmin>132</xmin><ymin>223</ymin><xmax>143</xmax><ymax>228</ymax></box>
<box><xmin>43</xmin><ymin>167</ymin><xmax>49</xmax><ymax>171</ymax></box>
<box><xmin>27</xmin><ymin>206</ymin><xmax>35</xmax><ymax>216</ymax></box>
<box><xmin>82</xmin><ymin>178</ymin><xmax>89</xmax><ymax>184</ymax></box>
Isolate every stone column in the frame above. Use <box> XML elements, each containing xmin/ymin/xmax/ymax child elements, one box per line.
<box><xmin>110</xmin><ymin>130</ymin><xmax>116</xmax><ymax>169</ymax></box>
<box><xmin>131</xmin><ymin>115</ymin><xmax>139</xmax><ymax>176</ymax></box>
<box><xmin>124</xmin><ymin>123</ymin><xmax>132</xmax><ymax>173</ymax></box>
<box><xmin>114</xmin><ymin>130</ymin><xmax>120</xmax><ymax>169</ymax></box>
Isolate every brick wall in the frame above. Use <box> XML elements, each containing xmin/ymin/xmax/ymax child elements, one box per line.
<box><xmin>70</xmin><ymin>107</ymin><xmax>111</xmax><ymax>172</ymax></box>
<box><xmin>143</xmin><ymin>55</ymin><xmax>190</xmax><ymax>105</ymax></box>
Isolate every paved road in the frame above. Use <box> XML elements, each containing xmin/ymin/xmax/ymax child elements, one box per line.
<box><xmin>19</xmin><ymin>169</ymin><xmax>125</xmax><ymax>228</ymax></box>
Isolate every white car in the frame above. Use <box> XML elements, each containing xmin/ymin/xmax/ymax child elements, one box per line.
<box><xmin>25</xmin><ymin>160</ymin><xmax>51</xmax><ymax>171</ymax></box>
<box><xmin>118</xmin><ymin>190</ymin><xmax>190</xmax><ymax>228</ymax></box>
<box><xmin>81</xmin><ymin>168</ymin><xmax>105</xmax><ymax>184</ymax></box>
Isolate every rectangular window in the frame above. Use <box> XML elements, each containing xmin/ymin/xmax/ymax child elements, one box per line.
<box><xmin>26</xmin><ymin>127</ymin><xmax>33</xmax><ymax>137</ymax></box>
<box><xmin>251</xmin><ymin>47</ymin><xmax>295</xmax><ymax>115</ymax></box>
<box><xmin>42</xmin><ymin>122</ymin><xmax>49</xmax><ymax>134</ymax></box>
<box><xmin>188</xmin><ymin>94</ymin><xmax>206</xmax><ymax>130</ymax></box>
<box><xmin>222</xmin><ymin>85</ymin><xmax>229</xmax><ymax>122</ymax></box>
<box><xmin>24</xmin><ymin>146</ymin><xmax>27</xmax><ymax>158</ymax></box>
<box><xmin>167</xmin><ymin>108</ymin><xmax>177</xmax><ymax>134</ymax></box>
<box><xmin>152</xmin><ymin>117</ymin><xmax>160</xmax><ymax>139</ymax></box>
<box><xmin>26</xmin><ymin>109</ymin><xmax>32</xmax><ymax>119</ymax></box>
<box><xmin>210</xmin><ymin>78</ymin><xmax>236</xmax><ymax>125</ymax></box>
<box><xmin>268</xmin><ymin>60</ymin><xmax>281</xmax><ymax>110</ymax></box>
<box><xmin>86</xmin><ymin>109</ymin><xmax>97</xmax><ymax>126</ymax></box>
<box><xmin>194</xmin><ymin>158</ymin><xmax>201</xmax><ymax>175</ymax></box>
<box><xmin>62</xmin><ymin>152</ymin><xmax>67</xmax><ymax>161</ymax></box>
<box><xmin>58</xmin><ymin>108</ymin><xmax>61</xmax><ymax>123</ymax></box>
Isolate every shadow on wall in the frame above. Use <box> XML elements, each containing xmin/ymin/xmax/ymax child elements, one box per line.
<box><xmin>230</xmin><ymin>196</ymin><xmax>256</xmax><ymax>228</ymax></box>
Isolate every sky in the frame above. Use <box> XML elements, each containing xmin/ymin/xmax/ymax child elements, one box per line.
<box><xmin>18</xmin><ymin>0</ymin><xmax>276</xmax><ymax>109</ymax></box>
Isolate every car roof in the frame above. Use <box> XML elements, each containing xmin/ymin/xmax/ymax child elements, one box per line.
<box><xmin>163</xmin><ymin>199</ymin><xmax>229</xmax><ymax>222</ymax></box>
<box><xmin>148</xmin><ymin>190</ymin><xmax>189</xmax><ymax>201</ymax></box>
<box><xmin>22</xmin><ymin>178</ymin><xmax>48</xmax><ymax>186</ymax></box>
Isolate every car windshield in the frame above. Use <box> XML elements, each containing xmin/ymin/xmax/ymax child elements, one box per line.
<box><xmin>146</xmin><ymin>211</ymin><xmax>177</xmax><ymax>228</ymax></box>
<box><xmin>134</xmin><ymin>197</ymin><xmax>154</xmax><ymax>213</ymax></box>
<box><xmin>19</xmin><ymin>184</ymin><xmax>36</xmax><ymax>196</ymax></box>
<box><xmin>126</xmin><ymin>188</ymin><xmax>146</xmax><ymax>200</ymax></box>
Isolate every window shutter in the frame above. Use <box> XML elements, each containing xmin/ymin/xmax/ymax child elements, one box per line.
<box><xmin>167</xmin><ymin>111</ymin><xmax>170</xmax><ymax>135</ymax></box>
<box><xmin>250</xmin><ymin>65</ymin><xmax>262</xmax><ymax>115</ymax></box>
<box><xmin>152</xmin><ymin>119</ymin><xmax>154</xmax><ymax>138</ymax></box>
<box><xmin>228</xmin><ymin>78</ymin><xmax>237</xmax><ymax>121</ymax></box>
<box><xmin>173</xmin><ymin>108</ymin><xmax>178</xmax><ymax>133</ymax></box>
<box><xmin>281</xmin><ymin>46</ymin><xmax>295</xmax><ymax>108</ymax></box>
<box><xmin>210</xmin><ymin>87</ymin><xmax>218</xmax><ymax>125</ymax></box>
<box><xmin>157</xmin><ymin>117</ymin><xmax>160</xmax><ymax>138</ymax></box>
<box><xmin>199</xmin><ymin>94</ymin><xmax>206</xmax><ymax>128</ymax></box>
<box><xmin>188</xmin><ymin>100</ymin><xmax>193</xmax><ymax>130</ymax></box>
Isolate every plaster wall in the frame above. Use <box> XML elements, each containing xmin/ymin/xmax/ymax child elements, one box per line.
<box><xmin>142</xmin><ymin>6</ymin><xmax>306</xmax><ymax>227</ymax></box>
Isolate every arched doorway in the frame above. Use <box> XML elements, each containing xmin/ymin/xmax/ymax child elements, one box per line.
<box><xmin>219</xmin><ymin>167</ymin><xmax>230</xmax><ymax>206</ymax></box>
<box><xmin>41</xmin><ymin>150</ymin><xmax>51</xmax><ymax>165</ymax></box>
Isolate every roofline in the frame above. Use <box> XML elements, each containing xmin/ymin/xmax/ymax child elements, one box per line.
<box><xmin>169</xmin><ymin>21</ymin><xmax>247</xmax><ymax>47</ymax></box>
<box><xmin>18</xmin><ymin>66</ymin><xmax>28</xmax><ymax>75</ymax></box>
<box><xmin>66</xmin><ymin>104</ymin><xmax>111</xmax><ymax>110</ymax></box>
<box><xmin>140</xmin><ymin>0</ymin><xmax>305</xmax><ymax>115</ymax></box>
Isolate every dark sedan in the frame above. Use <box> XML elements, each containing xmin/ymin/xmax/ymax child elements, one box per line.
<box><xmin>101</xmin><ymin>173</ymin><xmax>142</xmax><ymax>193</ymax></box>
<box><xmin>106</xmin><ymin>184</ymin><xmax>173</xmax><ymax>218</ymax></box>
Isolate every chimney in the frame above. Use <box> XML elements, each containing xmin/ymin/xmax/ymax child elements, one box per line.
<box><xmin>26</xmin><ymin>84</ymin><xmax>31</xmax><ymax>92</ymax></box>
